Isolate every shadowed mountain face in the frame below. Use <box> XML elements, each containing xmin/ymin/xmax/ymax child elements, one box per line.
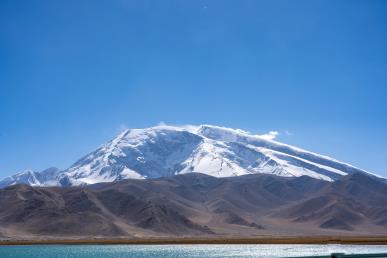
<box><xmin>0</xmin><ymin>173</ymin><xmax>386</xmax><ymax>239</ymax></box>
<box><xmin>273</xmin><ymin>173</ymin><xmax>387</xmax><ymax>231</ymax></box>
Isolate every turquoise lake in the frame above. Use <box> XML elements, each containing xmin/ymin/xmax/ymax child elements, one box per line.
<box><xmin>1</xmin><ymin>244</ymin><xmax>387</xmax><ymax>258</ymax></box>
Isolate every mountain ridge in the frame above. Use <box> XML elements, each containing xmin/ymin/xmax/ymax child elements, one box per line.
<box><xmin>0</xmin><ymin>167</ymin><xmax>60</xmax><ymax>188</ymax></box>
<box><xmin>0</xmin><ymin>172</ymin><xmax>386</xmax><ymax>239</ymax></box>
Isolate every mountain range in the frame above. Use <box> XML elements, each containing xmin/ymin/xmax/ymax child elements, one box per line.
<box><xmin>0</xmin><ymin>172</ymin><xmax>386</xmax><ymax>239</ymax></box>
<box><xmin>0</xmin><ymin>125</ymin><xmax>377</xmax><ymax>188</ymax></box>
<box><xmin>1</xmin><ymin>124</ymin><xmax>386</xmax><ymax>239</ymax></box>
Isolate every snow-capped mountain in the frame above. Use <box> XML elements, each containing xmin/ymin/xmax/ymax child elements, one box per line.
<box><xmin>0</xmin><ymin>167</ymin><xmax>60</xmax><ymax>188</ymax></box>
<box><xmin>0</xmin><ymin>125</ymin><xmax>374</xmax><ymax>188</ymax></box>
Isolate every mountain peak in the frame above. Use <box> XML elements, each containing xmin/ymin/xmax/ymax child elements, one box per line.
<box><xmin>197</xmin><ymin>124</ymin><xmax>250</xmax><ymax>142</ymax></box>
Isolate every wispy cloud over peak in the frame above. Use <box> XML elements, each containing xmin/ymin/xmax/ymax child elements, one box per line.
<box><xmin>258</xmin><ymin>131</ymin><xmax>279</xmax><ymax>140</ymax></box>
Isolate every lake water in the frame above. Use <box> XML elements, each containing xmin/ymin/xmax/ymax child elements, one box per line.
<box><xmin>1</xmin><ymin>244</ymin><xmax>387</xmax><ymax>258</ymax></box>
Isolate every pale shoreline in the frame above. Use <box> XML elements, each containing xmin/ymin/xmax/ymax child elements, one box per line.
<box><xmin>1</xmin><ymin>236</ymin><xmax>387</xmax><ymax>245</ymax></box>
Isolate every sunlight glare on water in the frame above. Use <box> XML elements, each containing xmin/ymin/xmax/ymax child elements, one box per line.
<box><xmin>1</xmin><ymin>244</ymin><xmax>387</xmax><ymax>258</ymax></box>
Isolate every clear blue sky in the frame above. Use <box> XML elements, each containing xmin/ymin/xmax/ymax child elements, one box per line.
<box><xmin>1</xmin><ymin>0</ymin><xmax>387</xmax><ymax>178</ymax></box>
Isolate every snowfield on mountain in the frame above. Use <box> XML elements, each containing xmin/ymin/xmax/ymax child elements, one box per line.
<box><xmin>0</xmin><ymin>125</ymin><xmax>376</xmax><ymax>188</ymax></box>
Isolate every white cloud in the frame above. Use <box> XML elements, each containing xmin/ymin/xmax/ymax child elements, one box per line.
<box><xmin>258</xmin><ymin>131</ymin><xmax>279</xmax><ymax>140</ymax></box>
<box><xmin>118</xmin><ymin>122</ymin><xmax>281</xmax><ymax>141</ymax></box>
<box><xmin>181</xmin><ymin>124</ymin><xmax>200</xmax><ymax>132</ymax></box>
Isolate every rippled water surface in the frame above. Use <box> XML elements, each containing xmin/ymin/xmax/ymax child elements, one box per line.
<box><xmin>1</xmin><ymin>244</ymin><xmax>387</xmax><ymax>258</ymax></box>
